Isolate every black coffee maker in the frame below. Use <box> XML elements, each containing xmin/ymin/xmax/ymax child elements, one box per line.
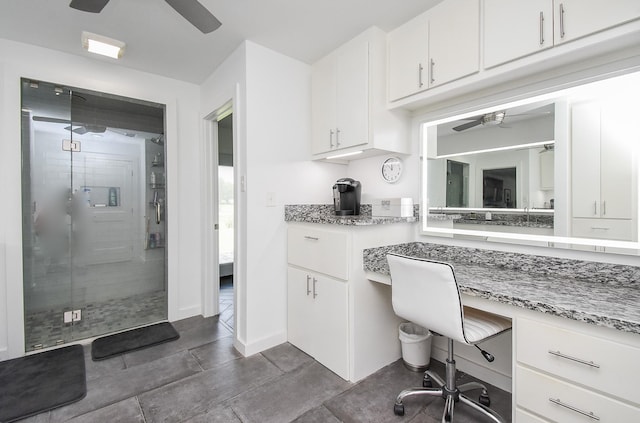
<box><xmin>333</xmin><ymin>178</ymin><xmax>361</xmax><ymax>216</ymax></box>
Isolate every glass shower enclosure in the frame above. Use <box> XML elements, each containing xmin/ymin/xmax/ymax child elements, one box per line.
<box><xmin>21</xmin><ymin>79</ymin><xmax>167</xmax><ymax>351</ymax></box>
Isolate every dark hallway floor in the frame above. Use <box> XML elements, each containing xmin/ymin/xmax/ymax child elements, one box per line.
<box><xmin>19</xmin><ymin>315</ymin><xmax>512</xmax><ymax>422</ymax></box>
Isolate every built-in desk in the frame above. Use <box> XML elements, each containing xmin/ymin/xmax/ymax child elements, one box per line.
<box><xmin>363</xmin><ymin>243</ymin><xmax>640</xmax><ymax>422</ymax></box>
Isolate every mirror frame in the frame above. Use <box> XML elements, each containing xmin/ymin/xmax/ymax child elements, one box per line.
<box><xmin>419</xmin><ymin>71</ymin><xmax>640</xmax><ymax>255</ymax></box>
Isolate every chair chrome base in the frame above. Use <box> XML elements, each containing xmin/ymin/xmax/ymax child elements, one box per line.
<box><xmin>393</xmin><ymin>339</ymin><xmax>505</xmax><ymax>423</ymax></box>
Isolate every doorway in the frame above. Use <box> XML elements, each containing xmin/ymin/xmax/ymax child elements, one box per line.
<box><xmin>483</xmin><ymin>167</ymin><xmax>517</xmax><ymax>208</ymax></box>
<box><xmin>20</xmin><ymin>79</ymin><xmax>167</xmax><ymax>351</ymax></box>
<box><xmin>217</xmin><ymin>113</ymin><xmax>234</xmax><ymax>330</ymax></box>
<box><xmin>446</xmin><ymin>160</ymin><xmax>469</xmax><ymax>207</ymax></box>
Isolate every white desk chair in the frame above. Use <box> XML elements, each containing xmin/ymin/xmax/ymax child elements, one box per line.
<box><xmin>387</xmin><ymin>253</ymin><xmax>512</xmax><ymax>423</ymax></box>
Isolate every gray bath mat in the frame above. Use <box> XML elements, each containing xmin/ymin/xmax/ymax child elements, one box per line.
<box><xmin>91</xmin><ymin>322</ymin><xmax>179</xmax><ymax>361</ymax></box>
<box><xmin>0</xmin><ymin>344</ymin><xmax>86</xmax><ymax>422</ymax></box>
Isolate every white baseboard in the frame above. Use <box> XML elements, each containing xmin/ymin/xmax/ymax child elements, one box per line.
<box><xmin>234</xmin><ymin>331</ymin><xmax>287</xmax><ymax>357</ymax></box>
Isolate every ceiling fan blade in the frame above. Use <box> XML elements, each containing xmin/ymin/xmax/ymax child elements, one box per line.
<box><xmin>452</xmin><ymin>119</ymin><xmax>482</xmax><ymax>132</ymax></box>
<box><xmin>69</xmin><ymin>0</ymin><xmax>110</xmax><ymax>13</ymax></box>
<box><xmin>33</xmin><ymin>116</ymin><xmax>72</xmax><ymax>124</ymax></box>
<box><xmin>165</xmin><ymin>0</ymin><xmax>222</xmax><ymax>33</ymax></box>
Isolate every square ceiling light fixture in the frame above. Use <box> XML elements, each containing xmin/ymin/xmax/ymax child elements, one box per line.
<box><xmin>82</xmin><ymin>31</ymin><xmax>125</xmax><ymax>59</ymax></box>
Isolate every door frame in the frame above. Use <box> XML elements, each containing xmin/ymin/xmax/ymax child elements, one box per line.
<box><xmin>201</xmin><ymin>100</ymin><xmax>234</xmax><ymax>319</ymax></box>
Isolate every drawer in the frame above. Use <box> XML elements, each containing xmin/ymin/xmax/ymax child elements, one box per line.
<box><xmin>572</xmin><ymin>218</ymin><xmax>635</xmax><ymax>241</ymax></box>
<box><xmin>517</xmin><ymin>317</ymin><xmax>640</xmax><ymax>404</ymax></box>
<box><xmin>287</xmin><ymin>226</ymin><xmax>349</xmax><ymax>280</ymax></box>
<box><xmin>516</xmin><ymin>366</ymin><xmax>640</xmax><ymax>423</ymax></box>
<box><xmin>515</xmin><ymin>408</ymin><xmax>549</xmax><ymax>423</ymax></box>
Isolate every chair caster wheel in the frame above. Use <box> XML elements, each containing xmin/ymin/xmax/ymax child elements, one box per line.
<box><xmin>394</xmin><ymin>403</ymin><xmax>405</xmax><ymax>416</ymax></box>
<box><xmin>423</xmin><ymin>375</ymin><xmax>433</xmax><ymax>388</ymax></box>
<box><xmin>479</xmin><ymin>390</ymin><xmax>491</xmax><ymax>407</ymax></box>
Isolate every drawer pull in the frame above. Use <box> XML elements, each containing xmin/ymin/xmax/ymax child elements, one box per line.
<box><xmin>549</xmin><ymin>398</ymin><xmax>600</xmax><ymax>421</ymax></box>
<box><xmin>548</xmin><ymin>350</ymin><xmax>600</xmax><ymax>368</ymax></box>
<box><xmin>306</xmin><ymin>275</ymin><xmax>312</xmax><ymax>296</ymax></box>
<box><xmin>303</xmin><ymin>236</ymin><xmax>319</xmax><ymax>241</ymax></box>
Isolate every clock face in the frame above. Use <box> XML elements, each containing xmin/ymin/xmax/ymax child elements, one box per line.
<box><xmin>381</xmin><ymin>157</ymin><xmax>403</xmax><ymax>183</ymax></box>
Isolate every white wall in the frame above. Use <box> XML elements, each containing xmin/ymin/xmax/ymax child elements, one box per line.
<box><xmin>0</xmin><ymin>39</ymin><xmax>201</xmax><ymax>359</ymax></box>
<box><xmin>200</xmin><ymin>41</ymin><xmax>345</xmax><ymax>355</ymax></box>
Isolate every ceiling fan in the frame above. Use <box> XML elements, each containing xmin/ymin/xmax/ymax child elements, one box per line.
<box><xmin>69</xmin><ymin>0</ymin><xmax>222</xmax><ymax>34</ymax></box>
<box><xmin>452</xmin><ymin>111</ymin><xmax>507</xmax><ymax>132</ymax></box>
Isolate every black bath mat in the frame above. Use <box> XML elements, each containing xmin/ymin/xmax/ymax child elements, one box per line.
<box><xmin>0</xmin><ymin>344</ymin><xmax>86</xmax><ymax>422</ymax></box>
<box><xmin>91</xmin><ymin>322</ymin><xmax>179</xmax><ymax>361</ymax></box>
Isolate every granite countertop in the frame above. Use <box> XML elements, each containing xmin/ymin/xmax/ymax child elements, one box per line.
<box><xmin>363</xmin><ymin>243</ymin><xmax>640</xmax><ymax>335</ymax></box>
<box><xmin>285</xmin><ymin>204</ymin><xmax>418</xmax><ymax>226</ymax></box>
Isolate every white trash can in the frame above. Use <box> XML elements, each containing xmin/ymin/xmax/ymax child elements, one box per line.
<box><xmin>399</xmin><ymin>322</ymin><xmax>433</xmax><ymax>372</ymax></box>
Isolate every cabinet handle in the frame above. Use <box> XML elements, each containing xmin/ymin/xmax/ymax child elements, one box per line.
<box><xmin>593</xmin><ymin>201</ymin><xmax>597</xmax><ymax>216</ymax></box>
<box><xmin>329</xmin><ymin>129</ymin><xmax>334</xmax><ymax>148</ymax></box>
<box><xmin>335</xmin><ymin>128</ymin><xmax>341</xmax><ymax>147</ymax></box>
<box><xmin>559</xmin><ymin>3</ymin><xmax>566</xmax><ymax>39</ymax></box>
<box><xmin>312</xmin><ymin>277</ymin><xmax>318</xmax><ymax>298</ymax></box>
<box><xmin>602</xmin><ymin>201</ymin><xmax>606</xmax><ymax>216</ymax></box>
<box><xmin>590</xmin><ymin>227</ymin><xmax>610</xmax><ymax>231</ymax></box>
<box><xmin>418</xmin><ymin>63</ymin><xmax>424</xmax><ymax>88</ymax></box>
<box><xmin>549</xmin><ymin>398</ymin><xmax>600</xmax><ymax>421</ymax></box>
<box><xmin>548</xmin><ymin>350</ymin><xmax>600</xmax><ymax>368</ymax></box>
<box><xmin>539</xmin><ymin>11</ymin><xmax>545</xmax><ymax>45</ymax></box>
<box><xmin>306</xmin><ymin>275</ymin><xmax>311</xmax><ymax>296</ymax></box>
<box><xmin>429</xmin><ymin>59</ymin><xmax>435</xmax><ymax>84</ymax></box>
<box><xmin>303</xmin><ymin>235</ymin><xmax>319</xmax><ymax>241</ymax></box>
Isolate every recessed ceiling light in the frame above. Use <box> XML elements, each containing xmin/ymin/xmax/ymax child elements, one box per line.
<box><xmin>81</xmin><ymin>31</ymin><xmax>125</xmax><ymax>59</ymax></box>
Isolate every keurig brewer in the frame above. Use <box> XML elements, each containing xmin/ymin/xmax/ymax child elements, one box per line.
<box><xmin>333</xmin><ymin>178</ymin><xmax>361</xmax><ymax>216</ymax></box>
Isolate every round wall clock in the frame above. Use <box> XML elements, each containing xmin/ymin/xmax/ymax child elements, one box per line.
<box><xmin>381</xmin><ymin>156</ymin><xmax>403</xmax><ymax>183</ymax></box>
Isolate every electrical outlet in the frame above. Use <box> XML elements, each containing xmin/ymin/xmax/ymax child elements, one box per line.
<box><xmin>72</xmin><ymin>309</ymin><xmax>82</xmax><ymax>322</ymax></box>
<box><xmin>266</xmin><ymin>192</ymin><xmax>276</xmax><ymax>207</ymax></box>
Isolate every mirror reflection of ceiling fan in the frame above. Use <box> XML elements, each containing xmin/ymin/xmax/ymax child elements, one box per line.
<box><xmin>69</xmin><ymin>0</ymin><xmax>222</xmax><ymax>34</ymax></box>
<box><xmin>452</xmin><ymin>111</ymin><xmax>507</xmax><ymax>132</ymax></box>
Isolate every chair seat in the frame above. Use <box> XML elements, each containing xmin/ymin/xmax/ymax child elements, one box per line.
<box><xmin>463</xmin><ymin>307</ymin><xmax>511</xmax><ymax>343</ymax></box>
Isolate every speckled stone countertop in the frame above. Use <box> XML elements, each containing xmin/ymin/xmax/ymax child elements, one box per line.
<box><xmin>363</xmin><ymin>242</ymin><xmax>640</xmax><ymax>335</ymax></box>
<box><xmin>285</xmin><ymin>204</ymin><xmax>418</xmax><ymax>226</ymax></box>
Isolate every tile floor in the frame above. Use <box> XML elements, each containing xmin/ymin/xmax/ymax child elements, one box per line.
<box><xmin>20</xmin><ymin>315</ymin><xmax>512</xmax><ymax>423</ymax></box>
<box><xmin>219</xmin><ymin>276</ymin><xmax>234</xmax><ymax>331</ymax></box>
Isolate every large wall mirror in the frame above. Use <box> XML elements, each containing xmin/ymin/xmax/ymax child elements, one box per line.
<box><xmin>422</xmin><ymin>71</ymin><xmax>640</xmax><ymax>254</ymax></box>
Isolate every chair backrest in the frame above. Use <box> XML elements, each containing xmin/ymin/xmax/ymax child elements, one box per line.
<box><xmin>387</xmin><ymin>253</ymin><xmax>469</xmax><ymax>344</ymax></box>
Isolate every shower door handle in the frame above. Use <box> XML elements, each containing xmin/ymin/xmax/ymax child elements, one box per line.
<box><xmin>155</xmin><ymin>202</ymin><xmax>161</xmax><ymax>224</ymax></box>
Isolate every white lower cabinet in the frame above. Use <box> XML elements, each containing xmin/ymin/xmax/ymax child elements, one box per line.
<box><xmin>515</xmin><ymin>317</ymin><xmax>640</xmax><ymax>421</ymax></box>
<box><xmin>287</xmin><ymin>267</ymin><xmax>349</xmax><ymax>379</ymax></box>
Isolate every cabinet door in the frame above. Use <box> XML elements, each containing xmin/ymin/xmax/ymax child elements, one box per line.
<box><xmin>428</xmin><ymin>0</ymin><xmax>480</xmax><ymax>88</ymax></box>
<box><xmin>554</xmin><ymin>0</ymin><xmax>640</xmax><ymax>45</ymax></box>
<box><xmin>311</xmin><ymin>54</ymin><xmax>337</xmax><ymax>155</ymax></box>
<box><xmin>287</xmin><ymin>267</ymin><xmax>315</xmax><ymax>355</ymax></box>
<box><xmin>571</xmin><ymin>101</ymin><xmax>601</xmax><ymax>218</ymax></box>
<box><xmin>387</xmin><ymin>13</ymin><xmax>429</xmax><ymax>101</ymax></box>
<box><xmin>484</xmin><ymin>0</ymin><xmax>553</xmax><ymax>69</ymax></box>
<box><xmin>312</xmin><ymin>274</ymin><xmax>349</xmax><ymax>380</ymax></box>
<box><xmin>599</xmin><ymin>101</ymin><xmax>636</xmax><ymax>219</ymax></box>
<box><xmin>335</xmin><ymin>41</ymin><xmax>369</xmax><ymax>150</ymax></box>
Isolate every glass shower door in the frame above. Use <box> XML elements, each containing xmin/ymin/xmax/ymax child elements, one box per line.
<box><xmin>21</xmin><ymin>79</ymin><xmax>167</xmax><ymax>352</ymax></box>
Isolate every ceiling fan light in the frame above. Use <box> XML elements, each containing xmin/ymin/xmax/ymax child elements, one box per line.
<box><xmin>82</xmin><ymin>31</ymin><xmax>125</xmax><ymax>59</ymax></box>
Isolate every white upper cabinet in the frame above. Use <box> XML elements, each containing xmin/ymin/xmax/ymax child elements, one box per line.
<box><xmin>571</xmin><ymin>100</ymin><xmax>638</xmax><ymax>242</ymax></box>
<box><xmin>555</xmin><ymin>0</ymin><xmax>640</xmax><ymax>45</ymax></box>
<box><xmin>311</xmin><ymin>42</ymin><xmax>368</xmax><ymax>155</ymax></box>
<box><xmin>485</xmin><ymin>0</ymin><xmax>640</xmax><ymax>69</ymax></box>
<box><xmin>428</xmin><ymin>0</ymin><xmax>480</xmax><ymax>88</ymax></box>
<box><xmin>311</xmin><ymin>27</ymin><xmax>410</xmax><ymax>160</ymax></box>
<box><xmin>387</xmin><ymin>0</ymin><xmax>479</xmax><ymax>102</ymax></box>
<box><xmin>484</xmin><ymin>0</ymin><xmax>554</xmax><ymax>69</ymax></box>
<box><xmin>387</xmin><ymin>14</ymin><xmax>429</xmax><ymax>102</ymax></box>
